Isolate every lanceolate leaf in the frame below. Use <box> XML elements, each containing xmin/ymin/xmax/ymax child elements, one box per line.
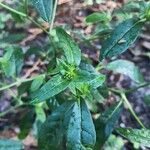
<box><xmin>38</xmin><ymin>101</ymin><xmax>74</xmax><ymax>150</ymax></box>
<box><xmin>86</xmin><ymin>12</ymin><xmax>111</xmax><ymax>23</ymax></box>
<box><xmin>100</xmin><ymin>19</ymin><xmax>143</xmax><ymax>60</ymax></box>
<box><xmin>107</xmin><ymin>59</ymin><xmax>144</xmax><ymax>83</ymax></box>
<box><xmin>95</xmin><ymin>101</ymin><xmax>123</xmax><ymax>149</ymax></box>
<box><xmin>32</xmin><ymin>0</ymin><xmax>54</xmax><ymax>22</ymax></box>
<box><xmin>31</xmin><ymin>75</ymin><xmax>70</xmax><ymax>103</ymax></box>
<box><xmin>0</xmin><ymin>139</ymin><xmax>23</xmax><ymax>150</ymax></box>
<box><xmin>66</xmin><ymin>100</ymin><xmax>96</xmax><ymax>149</ymax></box>
<box><xmin>89</xmin><ymin>74</ymin><xmax>106</xmax><ymax>89</ymax></box>
<box><xmin>53</xmin><ymin>27</ymin><xmax>81</xmax><ymax>66</ymax></box>
<box><xmin>116</xmin><ymin>128</ymin><xmax>150</xmax><ymax>148</ymax></box>
<box><xmin>38</xmin><ymin>100</ymin><xmax>96</xmax><ymax>150</ymax></box>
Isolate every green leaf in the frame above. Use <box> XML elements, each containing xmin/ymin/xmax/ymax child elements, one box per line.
<box><xmin>91</xmin><ymin>89</ymin><xmax>105</xmax><ymax>103</ymax></box>
<box><xmin>74</xmin><ymin>69</ymin><xmax>98</xmax><ymax>82</ymax></box>
<box><xmin>31</xmin><ymin>75</ymin><xmax>70</xmax><ymax>103</ymax></box>
<box><xmin>30</xmin><ymin>75</ymin><xmax>45</xmax><ymax>92</ymax></box>
<box><xmin>52</xmin><ymin>27</ymin><xmax>81</xmax><ymax>66</ymax></box>
<box><xmin>107</xmin><ymin>59</ymin><xmax>144</xmax><ymax>83</ymax></box>
<box><xmin>13</xmin><ymin>47</ymin><xmax>24</xmax><ymax>75</ymax></box>
<box><xmin>66</xmin><ymin>100</ymin><xmax>96</xmax><ymax>149</ymax></box>
<box><xmin>100</xmin><ymin>19</ymin><xmax>143</xmax><ymax>60</ymax></box>
<box><xmin>38</xmin><ymin>100</ymin><xmax>96</xmax><ymax>150</ymax></box>
<box><xmin>116</xmin><ymin>128</ymin><xmax>150</xmax><ymax>148</ymax></box>
<box><xmin>89</xmin><ymin>74</ymin><xmax>106</xmax><ymax>89</ymax></box>
<box><xmin>32</xmin><ymin>0</ymin><xmax>54</xmax><ymax>22</ymax></box>
<box><xmin>33</xmin><ymin>105</ymin><xmax>46</xmax><ymax>138</ymax></box>
<box><xmin>0</xmin><ymin>46</ymin><xmax>24</xmax><ymax>77</ymax></box>
<box><xmin>0</xmin><ymin>139</ymin><xmax>23</xmax><ymax>150</ymax></box>
<box><xmin>103</xmin><ymin>134</ymin><xmax>124</xmax><ymax>150</ymax></box>
<box><xmin>95</xmin><ymin>101</ymin><xmax>123</xmax><ymax>149</ymax></box>
<box><xmin>0</xmin><ymin>47</ymin><xmax>15</xmax><ymax>77</ymax></box>
<box><xmin>86</xmin><ymin>12</ymin><xmax>111</xmax><ymax>23</ymax></box>
<box><xmin>18</xmin><ymin>107</ymin><xmax>35</xmax><ymax>139</ymax></box>
<box><xmin>38</xmin><ymin>101</ymin><xmax>75</xmax><ymax>150</ymax></box>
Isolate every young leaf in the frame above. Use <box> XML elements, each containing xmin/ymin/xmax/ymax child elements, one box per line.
<box><xmin>0</xmin><ymin>139</ymin><xmax>23</xmax><ymax>150</ymax></box>
<box><xmin>66</xmin><ymin>100</ymin><xmax>96</xmax><ymax>149</ymax></box>
<box><xmin>32</xmin><ymin>0</ymin><xmax>54</xmax><ymax>22</ymax></box>
<box><xmin>52</xmin><ymin>27</ymin><xmax>81</xmax><ymax>66</ymax></box>
<box><xmin>116</xmin><ymin>128</ymin><xmax>150</xmax><ymax>148</ymax></box>
<box><xmin>95</xmin><ymin>101</ymin><xmax>123</xmax><ymax>149</ymax></box>
<box><xmin>30</xmin><ymin>75</ymin><xmax>45</xmax><ymax>92</ymax></box>
<box><xmin>74</xmin><ymin>69</ymin><xmax>98</xmax><ymax>82</ymax></box>
<box><xmin>86</xmin><ymin>12</ymin><xmax>111</xmax><ymax>24</ymax></box>
<box><xmin>107</xmin><ymin>59</ymin><xmax>144</xmax><ymax>83</ymax></box>
<box><xmin>100</xmin><ymin>19</ymin><xmax>143</xmax><ymax>60</ymax></box>
<box><xmin>31</xmin><ymin>75</ymin><xmax>70</xmax><ymax>103</ymax></box>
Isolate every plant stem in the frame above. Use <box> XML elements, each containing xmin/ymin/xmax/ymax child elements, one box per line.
<box><xmin>0</xmin><ymin>2</ymin><xmax>48</xmax><ymax>34</ymax></box>
<box><xmin>0</xmin><ymin>2</ymin><xmax>27</xmax><ymax>17</ymax></box>
<box><xmin>121</xmin><ymin>92</ymin><xmax>146</xmax><ymax>129</ymax></box>
<box><xmin>126</xmin><ymin>82</ymin><xmax>150</xmax><ymax>93</ymax></box>
<box><xmin>49</xmin><ymin>0</ymin><xmax>58</xmax><ymax>33</ymax></box>
<box><xmin>0</xmin><ymin>74</ymin><xmax>45</xmax><ymax>92</ymax></box>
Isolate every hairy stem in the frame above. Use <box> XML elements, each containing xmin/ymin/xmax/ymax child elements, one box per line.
<box><xmin>121</xmin><ymin>92</ymin><xmax>146</xmax><ymax>129</ymax></box>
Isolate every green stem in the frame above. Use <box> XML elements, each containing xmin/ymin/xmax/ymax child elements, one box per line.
<box><xmin>126</xmin><ymin>82</ymin><xmax>150</xmax><ymax>93</ymax></box>
<box><xmin>0</xmin><ymin>2</ymin><xmax>27</xmax><ymax>17</ymax></box>
<box><xmin>0</xmin><ymin>2</ymin><xmax>48</xmax><ymax>34</ymax></box>
<box><xmin>121</xmin><ymin>92</ymin><xmax>146</xmax><ymax>129</ymax></box>
<box><xmin>0</xmin><ymin>74</ymin><xmax>45</xmax><ymax>92</ymax></box>
<box><xmin>49</xmin><ymin>0</ymin><xmax>58</xmax><ymax>33</ymax></box>
<box><xmin>24</xmin><ymin>0</ymin><xmax>28</xmax><ymax>15</ymax></box>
